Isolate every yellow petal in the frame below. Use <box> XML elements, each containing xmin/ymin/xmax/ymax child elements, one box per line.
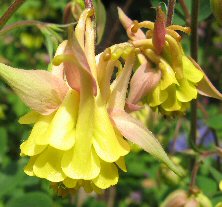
<box><xmin>47</xmin><ymin>90</ymin><xmax>79</xmax><ymax>150</ymax></box>
<box><xmin>62</xmin><ymin>148</ymin><xmax>100</xmax><ymax>180</ymax></box>
<box><xmin>176</xmin><ymin>79</ymin><xmax>197</xmax><ymax>102</ymax></box>
<box><xmin>183</xmin><ymin>56</ymin><xmax>203</xmax><ymax>83</ymax></box>
<box><xmin>18</xmin><ymin>111</ymin><xmax>40</xmax><ymax>124</ymax></box>
<box><xmin>20</xmin><ymin>137</ymin><xmax>46</xmax><ymax>157</ymax></box>
<box><xmin>63</xmin><ymin>178</ymin><xmax>77</xmax><ymax>188</ymax></box>
<box><xmin>161</xmin><ymin>86</ymin><xmax>181</xmax><ymax>111</ymax></box>
<box><xmin>93</xmin><ymin>101</ymin><xmax>130</xmax><ymax>163</ymax></box>
<box><xmin>93</xmin><ymin>161</ymin><xmax>118</xmax><ymax>189</ymax></box>
<box><xmin>24</xmin><ymin>156</ymin><xmax>37</xmax><ymax>176</ymax></box>
<box><xmin>147</xmin><ymin>86</ymin><xmax>168</xmax><ymax>107</ymax></box>
<box><xmin>61</xmin><ymin>72</ymin><xmax>100</xmax><ymax>180</ymax></box>
<box><xmin>33</xmin><ymin>146</ymin><xmax>66</xmax><ymax>182</ymax></box>
<box><xmin>159</xmin><ymin>60</ymin><xmax>178</xmax><ymax>90</ymax></box>
<box><xmin>115</xmin><ymin>156</ymin><xmax>127</xmax><ymax>172</ymax></box>
<box><xmin>82</xmin><ymin>181</ymin><xmax>94</xmax><ymax>193</ymax></box>
<box><xmin>20</xmin><ymin>114</ymin><xmax>53</xmax><ymax>156</ymax></box>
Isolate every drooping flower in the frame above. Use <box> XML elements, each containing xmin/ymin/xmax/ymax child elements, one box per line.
<box><xmin>0</xmin><ymin>9</ymin><xmax>183</xmax><ymax>195</ymax></box>
<box><xmin>118</xmin><ymin>7</ymin><xmax>222</xmax><ymax>116</ymax></box>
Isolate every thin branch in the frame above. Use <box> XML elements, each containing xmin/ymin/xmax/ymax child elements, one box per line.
<box><xmin>107</xmin><ymin>187</ymin><xmax>116</xmax><ymax>207</ymax></box>
<box><xmin>189</xmin><ymin>0</ymin><xmax>199</xmax><ymax>151</ymax></box>
<box><xmin>211</xmin><ymin>129</ymin><xmax>221</xmax><ymax>171</ymax></box>
<box><xmin>166</xmin><ymin>0</ymin><xmax>176</xmax><ymax>26</ymax></box>
<box><xmin>178</xmin><ymin>0</ymin><xmax>191</xmax><ymax>25</ymax></box>
<box><xmin>189</xmin><ymin>160</ymin><xmax>202</xmax><ymax>193</ymax></box>
<box><xmin>0</xmin><ymin>0</ymin><xmax>26</xmax><ymax>30</ymax></box>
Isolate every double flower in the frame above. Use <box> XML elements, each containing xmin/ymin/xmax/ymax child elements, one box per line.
<box><xmin>1</xmin><ymin>6</ymin><xmax>222</xmax><ymax>196</ymax></box>
<box><xmin>0</xmin><ymin>9</ymin><xmax>184</xmax><ymax>195</ymax></box>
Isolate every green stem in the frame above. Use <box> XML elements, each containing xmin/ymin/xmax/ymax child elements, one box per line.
<box><xmin>189</xmin><ymin>0</ymin><xmax>199</xmax><ymax>151</ymax></box>
<box><xmin>166</xmin><ymin>0</ymin><xmax>176</xmax><ymax>26</ymax></box>
<box><xmin>0</xmin><ymin>0</ymin><xmax>26</xmax><ymax>30</ymax></box>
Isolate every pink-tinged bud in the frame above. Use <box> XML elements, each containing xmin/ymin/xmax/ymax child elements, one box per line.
<box><xmin>211</xmin><ymin>0</ymin><xmax>222</xmax><ymax>24</ymax></box>
<box><xmin>153</xmin><ymin>6</ymin><xmax>166</xmax><ymax>55</ymax></box>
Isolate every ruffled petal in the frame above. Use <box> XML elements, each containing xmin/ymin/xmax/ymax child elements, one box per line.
<box><xmin>159</xmin><ymin>60</ymin><xmax>178</xmax><ymax>90</ymax></box>
<box><xmin>63</xmin><ymin>178</ymin><xmax>78</xmax><ymax>188</ymax></box>
<box><xmin>61</xmin><ymin>147</ymin><xmax>100</xmax><ymax>180</ymax></box>
<box><xmin>183</xmin><ymin>56</ymin><xmax>203</xmax><ymax>83</ymax></box>
<box><xmin>93</xmin><ymin>161</ymin><xmax>118</xmax><ymax>189</ymax></box>
<box><xmin>161</xmin><ymin>86</ymin><xmax>181</xmax><ymax>111</ymax></box>
<box><xmin>24</xmin><ymin>156</ymin><xmax>37</xmax><ymax>176</ymax></box>
<box><xmin>93</xmin><ymin>101</ymin><xmax>130</xmax><ymax>162</ymax></box>
<box><xmin>18</xmin><ymin>111</ymin><xmax>40</xmax><ymax>125</ymax></box>
<box><xmin>115</xmin><ymin>156</ymin><xmax>127</xmax><ymax>172</ymax></box>
<box><xmin>176</xmin><ymin>79</ymin><xmax>197</xmax><ymax>102</ymax></box>
<box><xmin>33</xmin><ymin>146</ymin><xmax>66</xmax><ymax>182</ymax></box>
<box><xmin>20</xmin><ymin>114</ymin><xmax>54</xmax><ymax>156</ymax></box>
<box><xmin>47</xmin><ymin>90</ymin><xmax>79</xmax><ymax>150</ymax></box>
<box><xmin>147</xmin><ymin>86</ymin><xmax>168</xmax><ymax>107</ymax></box>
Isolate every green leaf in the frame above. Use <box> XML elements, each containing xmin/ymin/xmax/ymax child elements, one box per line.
<box><xmin>206</xmin><ymin>114</ymin><xmax>222</xmax><ymax>130</ymax></box>
<box><xmin>174</xmin><ymin>0</ymin><xmax>212</xmax><ymax>25</ymax></box>
<box><xmin>94</xmin><ymin>0</ymin><xmax>106</xmax><ymax>44</ymax></box>
<box><xmin>210</xmin><ymin>168</ymin><xmax>222</xmax><ymax>182</ymax></box>
<box><xmin>0</xmin><ymin>172</ymin><xmax>23</xmax><ymax>198</ymax></box>
<box><xmin>196</xmin><ymin>176</ymin><xmax>218</xmax><ymax>195</ymax></box>
<box><xmin>6</xmin><ymin>192</ymin><xmax>53</xmax><ymax>207</ymax></box>
<box><xmin>0</xmin><ymin>127</ymin><xmax>8</xmax><ymax>158</ymax></box>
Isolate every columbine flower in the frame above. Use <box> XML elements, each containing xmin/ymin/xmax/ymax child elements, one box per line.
<box><xmin>118</xmin><ymin>7</ymin><xmax>222</xmax><ymax>116</ymax></box>
<box><xmin>0</xmin><ymin>9</ymin><xmax>183</xmax><ymax>195</ymax></box>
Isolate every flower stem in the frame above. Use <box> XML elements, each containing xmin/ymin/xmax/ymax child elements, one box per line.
<box><xmin>178</xmin><ymin>0</ymin><xmax>191</xmax><ymax>25</ymax></box>
<box><xmin>166</xmin><ymin>0</ymin><xmax>176</xmax><ymax>26</ymax></box>
<box><xmin>189</xmin><ymin>0</ymin><xmax>199</xmax><ymax>152</ymax></box>
<box><xmin>0</xmin><ymin>0</ymin><xmax>26</xmax><ymax>30</ymax></box>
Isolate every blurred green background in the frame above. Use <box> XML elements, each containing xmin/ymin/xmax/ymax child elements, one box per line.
<box><xmin>0</xmin><ymin>0</ymin><xmax>222</xmax><ymax>206</ymax></box>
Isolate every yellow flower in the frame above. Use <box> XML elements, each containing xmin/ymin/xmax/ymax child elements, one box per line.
<box><xmin>0</xmin><ymin>9</ymin><xmax>184</xmax><ymax>195</ymax></box>
<box><xmin>119</xmin><ymin>7</ymin><xmax>222</xmax><ymax>116</ymax></box>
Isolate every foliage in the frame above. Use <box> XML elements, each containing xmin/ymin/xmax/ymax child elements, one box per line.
<box><xmin>0</xmin><ymin>0</ymin><xmax>222</xmax><ymax>206</ymax></box>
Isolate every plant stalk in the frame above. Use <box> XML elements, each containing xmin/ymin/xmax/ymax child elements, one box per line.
<box><xmin>189</xmin><ymin>0</ymin><xmax>199</xmax><ymax>151</ymax></box>
<box><xmin>166</xmin><ymin>0</ymin><xmax>176</xmax><ymax>26</ymax></box>
<box><xmin>0</xmin><ymin>0</ymin><xmax>26</xmax><ymax>30</ymax></box>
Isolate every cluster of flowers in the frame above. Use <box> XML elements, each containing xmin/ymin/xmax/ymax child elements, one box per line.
<box><xmin>0</xmin><ymin>7</ymin><xmax>221</xmax><ymax>196</ymax></box>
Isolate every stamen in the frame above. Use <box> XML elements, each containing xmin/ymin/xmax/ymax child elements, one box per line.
<box><xmin>87</xmin><ymin>8</ymin><xmax>95</xmax><ymax>17</ymax></box>
<box><xmin>53</xmin><ymin>54</ymin><xmax>75</xmax><ymax>66</ymax></box>
<box><xmin>167</xmin><ymin>25</ymin><xmax>191</xmax><ymax>34</ymax></box>
<box><xmin>131</xmin><ymin>20</ymin><xmax>139</xmax><ymax>33</ymax></box>
<box><xmin>166</xmin><ymin>29</ymin><xmax>182</xmax><ymax>41</ymax></box>
<box><xmin>103</xmin><ymin>48</ymin><xmax>111</xmax><ymax>61</ymax></box>
<box><xmin>131</xmin><ymin>21</ymin><xmax>154</xmax><ymax>33</ymax></box>
<box><xmin>143</xmin><ymin>49</ymin><xmax>160</xmax><ymax>64</ymax></box>
<box><xmin>146</xmin><ymin>30</ymin><xmax>153</xmax><ymax>38</ymax></box>
<box><xmin>133</xmin><ymin>39</ymin><xmax>153</xmax><ymax>49</ymax></box>
<box><xmin>165</xmin><ymin>35</ymin><xmax>183</xmax><ymax>79</ymax></box>
<box><xmin>137</xmin><ymin>21</ymin><xmax>154</xmax><ymax>30</ymax></box>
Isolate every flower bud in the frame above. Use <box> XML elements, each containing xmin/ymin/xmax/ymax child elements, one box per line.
<box><xmin>161</xmin><ymin>191</ymin><xmax>212</xmax><ymax>207</ymax></box>
<box><xmin>161</xmin><ymin>190</ymin><xmax>188</xmax><ymax>207</ymax></box>
<box><xmin>211</xmin><ymin>0</ymin><xmax>222</xmax><ymax>24</ymax></box>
